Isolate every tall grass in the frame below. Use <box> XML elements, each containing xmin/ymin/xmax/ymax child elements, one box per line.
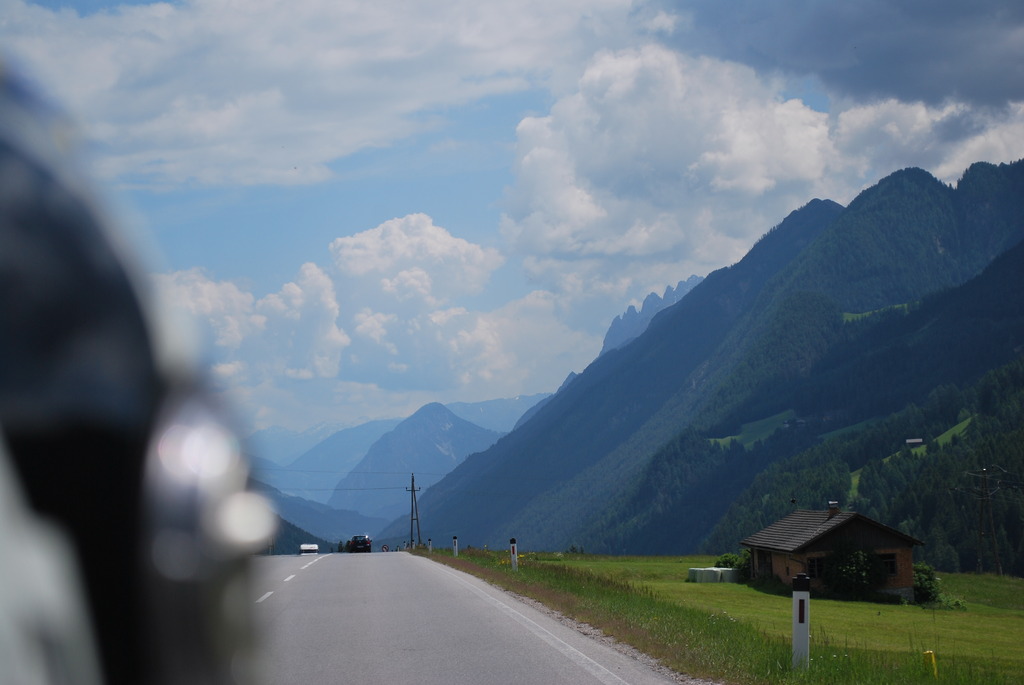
<box><xmin>418</xmin><ymin>548</ymin><xmax>1015</xmax><ymax>684</ymax></box>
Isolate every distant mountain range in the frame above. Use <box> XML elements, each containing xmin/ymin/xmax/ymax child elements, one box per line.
<box><xmin>600</xmin><ymin>275</ymin><xmax>703</xmax><ymax>355</ymax></box>
<box><xmin>252</xmin><ymin>418</ymin><xmax>403</xmax><ymax>502</ymax></box>
<box><xmin>250</xmin><ymin>394</ymin><xmax>547</xmax><ymax>504</ymax></box>
<box><xmin>327</xmin><ymin>403</ymin><xmax>503</xmax><ymax>520</ymax></box>
<box><xmin>250</xmin><ymin>294</ymin><xmax>694</xmax><ymax>516</ymax></box>
<box><xmin>264</xmin><ymin>517</ymin><xmax>336</xmax><ymax>556</ymax></box>
<box><xmin>248</xmin><ymin>422</ymin><xmax>349</xmax><ymax>466</ymax></box>
<box><xmin>252</xmin><ymin>479</ymin><xmax>387</xmax><ymax>544</ymax></box>
<box><xmin>252</xmin><ymin>394</ymin><xmax>551</xmax><ymax>546</ymax></box>
<box><xmin>374</xmin><ymin>160</ymin><xmax>1024</xmax><ymax>575</ymax></box>
<box><xmin>446</xmin><ymin>393</ymin><xmax>551</xmax><ymax>432</ymax></box>
<box><xmin>252</xmin><ymin>277</ymin><xmax>702</xmax><ymax>546</ymax></box>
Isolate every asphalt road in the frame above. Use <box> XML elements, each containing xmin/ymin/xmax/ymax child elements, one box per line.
<box><xmin>251</xmin><ymin>552</ymin><xmax>682</xmax><ymax>685</ymax></box>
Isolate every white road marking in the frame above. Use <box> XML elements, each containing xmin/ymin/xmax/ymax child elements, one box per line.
<box><xmin>257</xmin><ymin>553</ymin><xmax>331</xmax><ymax>604</ymax></box>
<box><xmin>432</xmin><ymin>563</ymin><xmax>629</xmax><ymax>685</ymax></box>
<box><xmin>301</xmin><ymin>555</ymin><xmax>324</xmax><ymax>570</ymax></box>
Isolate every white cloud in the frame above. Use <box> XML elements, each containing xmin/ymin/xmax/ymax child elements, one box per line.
<box><xmin>330</xmin><ymin>213</ymin><xmax>504</xmax><ymax>308</ymax></box>
<box><xmin>153</xmin><ymin>268</ymin><xmax>264</xmax><ymax>349</ymax></box>
<box><xmin>500</xmin><ymin>43</ymin><xmax>1024</xmax><ymax>325</ymax></box>
<box><xmin>212</xmin><ymin>360</ymin><xmax>247</xmax><ymax>380</ymax></box>
<box><xmin>444</xmin><ymin>290</ymin><xmax>598</xmax><ymax>388</ymax></box>
<box><xmin>641</xmin><ymin>10</ymin><xmax>679</xmax><ymax>35</ymax></box>
<box><xmin>149</xmin><ymin>216</ymin><xmax>584</xmax><ymax>431</ymax></box>
<box><xmin>1</xmin><ymin>0</ymin><xmax>638</xmax><ymax>187</ymax></box>
<box><xmin>256</xmin><ymin>262</ymin><xmax>350</xmax><ymax>379</ymax></box>
<box><xmin>697</xmin><ymin>96</ymin><xmax>833</xmax><ymax>194</ymax></box>
<box><xmin>153</xmin><ymin>261</ymin><xmax>350</xmax><ymax>389</ymax></box>
<box><xmin>14</xmin><ymin>1</ymin><xmax>1024</xmax><ymax>435</ymax></box>
<box><xmin>832</xmin><ymin>99</ymin><xmax>1024</xmax><ymax>185</ymax></box>
<box><xmin>354</xmin><ymin>309</ymin><xmax>396</xmax><ymax>344</ymax></box>
<box><xmin>830</xmin><ymin>100</ymin><xmax>964</xmax><ymax>179</ymax></box>
<box><xmin>933</xmin><ymin>102</ymin><xmax>1024</xmax><ymax>181</ymax></box>
<box><xmin>500</xmin><ymin>45</ymin><xmax>837</xmax><ymax>320</ymax></box>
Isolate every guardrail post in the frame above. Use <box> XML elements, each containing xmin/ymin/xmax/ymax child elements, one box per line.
<box><xmin>792</xmin><ymin>573</ymin><xmax>810</xmax><ymax>669</ymax></box>
<box><xmin>453</xmin><ymin>536</ymin><xmax>458</xmax><ymax>557</ymax></box>
<box><xmin>510</xmin><ymin>537</ymin><xmax>518</xmax><ymax>571</ymax></box>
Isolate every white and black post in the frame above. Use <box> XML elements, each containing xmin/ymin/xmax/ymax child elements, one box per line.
<box><xmin>510</xmin><ymin>537</ymin><xmax>518</xmax><ymax>571</ymax></box>
<box><xmin>453</xmin><ymin>535</ymin><xmax>459</xmax><ymax>558</ymax></box>
<box><xmin>792</xmin><ymin>573</ymin><xmax>810</xmax><ymax>669</ymax></box>
<box><xmin>427</xmin><ymin>538</ymin><xmax>432</xmax><ymax>553</ymax></box>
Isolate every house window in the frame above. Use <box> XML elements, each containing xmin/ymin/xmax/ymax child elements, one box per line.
<box><xmin>756</xmin><ymin>550</ymin><xmax>773</xmax><ymax>577</ymax></box>
<box><xmin>807</xmin><ymin>557</ymin><xmax>825</xmax><ymax>579</ymax></box>
<box><xmin>879</xmin><ymin>554</ymin><xmax>897</xmax><ymax>576</ymax></box>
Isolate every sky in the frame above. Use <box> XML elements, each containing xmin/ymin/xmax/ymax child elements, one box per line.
<box><xmin>3</xmin><ymin>0</ymin><xmax>1023</xmax><ymax>434</ymax></box>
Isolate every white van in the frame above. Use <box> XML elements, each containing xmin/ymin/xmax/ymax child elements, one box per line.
<box><xmin>299</xmin><ymin>544</ymin><xmax>319</xmax><ymax>555</ymax></box>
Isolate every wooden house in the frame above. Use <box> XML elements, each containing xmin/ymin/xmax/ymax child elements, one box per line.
<box><xmin>741</xmin><ymin>501</ymin><xmax>923</xmax><ymax>601</ymax></box>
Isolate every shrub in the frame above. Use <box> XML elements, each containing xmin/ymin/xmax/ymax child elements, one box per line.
<box><xmin>913</xmin><ymin>562</ymin><xmax>967</xmax><ymax>610</ymax></box>
<box><xmin>913</xmin><ymin>562</ymin><xmax>941</xmax><ymax>604</ymax></box>
<box><xmin>714</xmin><ymin>552</ymin><xmax>742</xmax><ymax>568</ymax></box>
<box><xmin>714</xmin><ymin>550</ymin><xmax>751</xmax><ymax>580</ymax></box>
<box><xmin>821</xmin><ymin>545</ymin><xmax>888</xmax><ymax>598</ymax></box>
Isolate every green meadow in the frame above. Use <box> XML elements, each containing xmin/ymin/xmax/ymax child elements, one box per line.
<box><xmin>419</xmin><ymin>549</ymin><xmax>1024</xmax><ymax>684</ymax></box>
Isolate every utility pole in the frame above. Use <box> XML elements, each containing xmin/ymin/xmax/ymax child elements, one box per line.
<box><xmin>955</xmin><ymin>467</ymin><xmax>1009</xmax><ymax>575</ymax></box>
<box><xmin>407</xmin><ymin>473</ymin><xmax>422</xmax><ymax>547</ymax></box>
<box><xmin>982</xmin><ymin>469</ymin><xmax>1001</xmax><ymax>575</ymax></box>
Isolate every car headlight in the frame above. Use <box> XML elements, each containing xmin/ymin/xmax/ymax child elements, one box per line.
<box><xmin>142</xmin><ymin>389</ymin><xmax>276</xmax><ymax>685</ymax></box>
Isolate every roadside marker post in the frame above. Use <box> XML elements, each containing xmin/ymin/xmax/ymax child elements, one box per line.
<box><xmin>453</xmin><ymin>536</ymin><xmax>458</xmax><ymax>557</ymax></box>
<box><xmin>428</xmin><ymin>538</ymin><xmax>432</xmax><ymax>553</ymax></box>
<box><xmin>510</xmin><ymin>538</ymin><xmax>518</xmax><ymax>571</ymax></box>
<box><xmin>792</xmin><ymin>573</ymin><xmax>810</xmax><ymax>669</ymax></box>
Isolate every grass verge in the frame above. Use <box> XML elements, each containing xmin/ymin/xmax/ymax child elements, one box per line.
<box><xmin>414</xmin><ymin>548</ymin><xmax>1019</xmax><ymax>684</ymax></box>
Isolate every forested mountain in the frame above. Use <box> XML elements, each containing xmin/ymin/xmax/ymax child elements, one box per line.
<box><xmin>702</xmin><ymin>356</ymin><xmax>1024</xmax><ymax>576</ymax></box>
<box><xmin>378</xmin><ymin>196</ymin><xmax>846</xmax><ymax>544</ymax></box>
<box><xmin>591</xmin><ymin>236</ymin><xmax>1024</xmax><ymax>567</ymax></box>
<box><xmin>377</xmin><ymin>160</ymin><xmax>1024</xmax><ymax>569</ymax></box>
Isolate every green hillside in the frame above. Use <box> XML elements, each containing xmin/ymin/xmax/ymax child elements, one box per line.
<box><xmin>589</xmin><ymin>236</ymin><xmax>1024</xmax><ymax>562</ymax></box>
<box><xmin>387</xmin><ymin>197</ymin><xmax>845</xmax><ymax>546</ymax></box>
<box><xmin>703</xmin><ymin>356</ymin><xmax>1024</xmax><ymax>576</ymax></box>
<box><xmin>381</xmin><ymin>160</ymin><xmax>1024</xmax><ymax>569</ymax></box>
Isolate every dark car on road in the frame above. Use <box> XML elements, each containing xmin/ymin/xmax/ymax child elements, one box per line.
<box><xmin>345</xmin><ymin>534</ymin><xmax>372</xmax><ymax>553</ymax></box>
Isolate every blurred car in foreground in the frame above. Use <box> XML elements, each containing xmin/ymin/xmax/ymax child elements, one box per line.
<box><xmin>0</xmin><ymin>61</ymin><xmax>276</xmax><ymax>685</ymax></box>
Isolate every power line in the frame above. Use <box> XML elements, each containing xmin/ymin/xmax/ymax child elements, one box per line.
<box><xmin>255</xmin><ymin>486</ymin><xmax>410</xmax><ymax>492</ymax></box>
<box><xmin>255</xmin><ymin>467</ymin><xmax>450</xmax><ymax>476</ymax></box>
<box><xmin>331</xmin><ymin>486</ymin><xmax>409</xmax><ymax>491</ymax></box>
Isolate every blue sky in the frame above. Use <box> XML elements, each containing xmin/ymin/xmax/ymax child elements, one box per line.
<box><xmin>4</xmin><ymin>0</ymin><xmax>1023</xmax><ymax>434</ymax></box>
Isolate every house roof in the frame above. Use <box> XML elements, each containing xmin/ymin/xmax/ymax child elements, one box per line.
<box><xmin>740</xmin><ymin>509</ymin><xmax>923</xmax><ymax>553</ymax></box>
